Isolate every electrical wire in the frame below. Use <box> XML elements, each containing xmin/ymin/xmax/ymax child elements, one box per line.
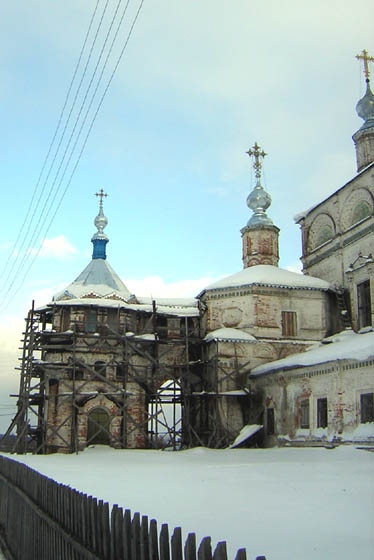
<box><xmin>0</xmin><ymin>0</ymin><xmax>145</xmax><ymax>311</ymax></box>
<box><xmin>0</xmin><ymin>0</ymin><xmax>112</xmax><ymax>309</ymax></box>
<box><xmin>0</xmin><ymin>0</ymin><xmax>101</xmax><ymax>287</ymax></box>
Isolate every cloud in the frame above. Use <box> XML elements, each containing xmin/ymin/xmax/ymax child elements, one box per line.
<box><xmin>0</xmin><ymin>315</ymin><xmax>24</xmax><ymax>352</ymax></box>
<box><xmin>29</xmin><ymin>236</ymin><xmax>77</xmax><ymax>259</ymax></box>
<box><xmin>124</xmin><ymin>275</ymin><xmax>221</xmax><ymax>298</ymax></box>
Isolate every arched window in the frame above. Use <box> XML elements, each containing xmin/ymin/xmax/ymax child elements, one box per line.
<box><xmin>351</xmin><ymin>200</ymin><xmax>371</xmax><ymax>226</ymax></box>
<box><xmin>307</xmin><ymin>213</ymin><xmax>335</xmax><ymax>251</ymax></box>
<box><xmin>315</xmin><ymin>224</ymin><xmax>333</xmax><ymax>248</ymax></box>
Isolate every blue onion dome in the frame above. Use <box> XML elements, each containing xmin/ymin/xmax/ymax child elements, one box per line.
<box><xmin>356</xmin><ymin>80</ymin><xmax>374</xmax><ymax>131</ymax></box>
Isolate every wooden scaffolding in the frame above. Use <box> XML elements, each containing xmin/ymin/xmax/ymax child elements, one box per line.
<box><xmin>2</xmin><ymin>302</ymin><xmax>258</xmax><ymax>454</ymax></box>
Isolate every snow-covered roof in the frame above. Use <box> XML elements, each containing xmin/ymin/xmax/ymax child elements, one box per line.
<box><xmin>204</xmin><ymin>328</ymin><xmax>257</xmax><ymax>343</ymax></box>
<box><xmin>251</xmin><ymin>330</ymin><xmax>374</xmax><ymax>376</ymax></box>
<box><xmin>200</xmin><ymin>265</ymin><xmax>330</xmax><ymax>294</ymax></box>
<box><xmin>135</xmin><ymin>296</ymin><xmax>199</xmax><ymax>309</ymax></box>
<box><xmin>53</xmin><ymin>258</ymin><xmax>132</xmax><ymax>302</ymax></box>
<box><xmin>45</xmin><ymin>297</ymin><xmax>200</xmax><ymax>317</ymax></box>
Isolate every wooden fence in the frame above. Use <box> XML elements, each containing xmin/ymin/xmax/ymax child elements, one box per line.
<box><xmin>0</xmin><ymin>456</ymin><xmax>266</xmax><ymax>560</ymax></box>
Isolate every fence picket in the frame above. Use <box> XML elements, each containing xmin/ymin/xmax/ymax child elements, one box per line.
<box><xmin>159</xmin><ymin>523</ymin><xmax>170</xmax><ymax>560</ymax></box>
<box><xmin>171</xmin><ymin>527</ymin><xmax>183</xmax><ymax>560</ymax></box>
<box><xmin>123</xmin><ymin>508</ymin><xmax>133</xmax><ymax>560</ymax></box>
<box><xmin>111</xmin><ymin>504</ymin><xmax>121</xmax><ymax>560</ymax></box>
<box><xmin>213</xmin><ymin>542</ymin><xmax>227</xmax><ymax>560</ymax></box>
<box><xmin>149</xmin><ymin>519</ymin><xmax>159</xmax><ymax>560</ymax></box>
<box><xmin>184</xmin><ymin>533</ymin><xmax>197</xmax><ymax>560</ymax></box>
<box><xmin>235</xmin><ymin>550</ymin><xmax>247</xmax><ymax>560</ymax></box>
<box><xmin>140</xmin><ymin>515</ymin><xmax>150</xmax><ymax>560</ymax></box>
<box><xmin>198</xmin><ymin>537</ymin><xmax>212</xmax><ymax>560</ymax></box>
<box><xmin>132</xmin><ymin>512</ymin><xmax>141</xmax><ymax>560</ymax></box>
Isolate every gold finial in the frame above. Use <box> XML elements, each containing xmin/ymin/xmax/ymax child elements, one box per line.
<box><xmin>95</xmin><ymin>189</ymin><xmax>108</xmax><ymax>207</ymax></box>
<box><xmin>246</xmin><ymin>142</ymin><xmax>267</xmax><ymax>180</ymax></box>
<box><xmin>356</xmin><ymin>49</ymin><xmax>374</xmax><ymax>81</ymax></box>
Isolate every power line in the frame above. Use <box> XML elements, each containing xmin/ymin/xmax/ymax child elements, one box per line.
<box><xmin>0</xmin><ymin>0</ymin><xmax>113</xmax><ymax>311</ymax></box>
<box><xmin>0</xmin><ymin>0</ymin><xmax>101</xmax><ymax>288</ymax></box>
<box><xmin>0</xmin><ymin>0</ymin><xmax>145</xmax><ymax>311</ymax></box>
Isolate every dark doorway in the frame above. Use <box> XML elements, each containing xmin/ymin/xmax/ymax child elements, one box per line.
<box><xmin>87</xmin><ymin>408</ymin><xmax>111</xmax><ymax>445</ymax></box>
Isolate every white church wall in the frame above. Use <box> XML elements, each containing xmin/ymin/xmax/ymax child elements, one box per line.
<box><xmin>253</xmin><ymin>358</ymin><xmax>374</xmax><ymax>446</ymax></box>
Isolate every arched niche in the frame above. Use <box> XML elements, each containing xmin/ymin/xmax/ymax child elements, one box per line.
<box><xmin>307</xmin><ymin>213</ymin><xmax>335</xmax><ymax>251</ymax></box>
<box><xmin>341</xmin><ymin>187</ymin><xmax>373</xmax><ymax>230</ymax></box>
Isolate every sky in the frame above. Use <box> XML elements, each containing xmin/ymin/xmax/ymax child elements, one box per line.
<box><xmin>0</xmin><ymin>0</ymin><xmax>373</xmax><ymax>430</ymax></box>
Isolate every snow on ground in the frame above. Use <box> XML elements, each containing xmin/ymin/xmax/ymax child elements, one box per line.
<box><xmin>2</xmin><ymin>446</ymin><xmax>373</xmax><ymax>560</ymax></box>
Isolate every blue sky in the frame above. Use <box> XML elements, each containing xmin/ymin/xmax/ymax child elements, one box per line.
<box><xmin>0</xmin><ymin>1</ymin><xmax>373</xmax><ymax>430</ymax></box>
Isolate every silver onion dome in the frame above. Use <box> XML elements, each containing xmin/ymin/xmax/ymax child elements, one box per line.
<box><xmin>245</xmin><ymin>142</ymin><xmax>274</xmax><ymax>227</ymax></box>
<box><xmin>356</xmin><ymin>80</ymin><xmax>374</xmax><ymax>131</ymax></box>
<box><xmin>92</xmin><ymin>189</ymin><xmax>109</xmax><ymax>241</ymax></box>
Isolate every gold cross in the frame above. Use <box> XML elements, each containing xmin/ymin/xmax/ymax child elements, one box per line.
<box><xmin>95</xmin><ymin>189</ymin><xmax>108</xmax><ymax>205</ymax></box>
<box><xmin>246</xmin><ymin>142</ymin><xmax>267</xmax><ymax>180</ymax></box>
<box><xmin>356</xmin><ymin>49</ymin><xmax>374</xmax><ymax>80</ymax></box>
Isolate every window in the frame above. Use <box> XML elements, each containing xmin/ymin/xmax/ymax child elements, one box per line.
<box><xmin>315</xmin><ymin>225</ymin><xmax>333</xmax><ymax>248</ymax></box>
<box><xmin>94</xmin><ymin>361</ymin><xmax>106</xmax><ymax>378</ymax></box>
<box><xmin>317</xmin><ymin>398</ymin><xmax>328</xmax><ymax>428</ymax></box>
<box><xmin>300</xmin><ymin>399</ymin><xmax>310</xmax><ymax>429</ymax></box>
<box><xmin>85</xmin><ymin>309</ymin><xmax>97</xmax><ymax>333</ymax></box>
<box><xmin>357</xmin><ymin>280</ymin><xmax>371</xmax><ymax>329</ymax></box>
<box><xmin>351</xmin><ymin>201</ymin><xmax>371</xmax><ymax>226</ymax></box>
<box><xmin>60</xmin><ymin>308</ymin><xmax>70</xmax><ymax>332</ymax></box>
<box><xmin>107</xmin><ymin>309</ymin><xmax>120</xmax><ymax>332</ymax></box>
<box><xmin>267</xmin><ymin>408</ymin><xmax>275</xmax><ymax>435</ymax></box>
<box><xmin>281</xmin><ymin>311</ymin><xmax>297</xmax><ymax>337</ymax></box>
<box><xmin>360</xmin><ymin>393</ymin><xmax>374</xmax><ymax>423</ymax></box>
<box><xmin>72</xmin><ymin>367</ymin><xmax>84</xmax><ymax>380</ymax></box>
<box><xmin>116</xmin><ymin>363</ymin><xmax>127</xmax><ymax>380</ymax></box>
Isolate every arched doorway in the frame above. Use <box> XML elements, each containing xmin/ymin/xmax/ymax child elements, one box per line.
<box><xmin>87</xmin><ymin>407</ymin><xmax>111</xmax><ymax>445</ymax></box>
<box><xmin>148</xmin><ymin>380</ymin><xmax>182</xmax><ymax>449</ymax></box>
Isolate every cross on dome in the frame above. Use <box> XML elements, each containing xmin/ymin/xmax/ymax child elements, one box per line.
<box><xmin>245</xmin><ymin>142</ymin><xmax>274</xmax><ymax>228</ymax></box>
<box><xmin>355</xmin><ymin>50</ymin><xmax>374</xmax><ymax>132</ymax></box>
<box><xmin>356</xmin><ymin>49</ymin><xmax>374</xmax><ymax>82</ymax></box>
<box><xmin>246</xmin><ymin>142</ymin><xmax>267</xmax><ymax>180</ymax></box>
<box><xmin>95</xmin><ymin>188</ymin><xmax>108</xmax><ymax>206</ymax></box>
<box><xmin>92</xmin><ymin>189</ymin><xmax>109</xmax><ymax>259</ymax></box>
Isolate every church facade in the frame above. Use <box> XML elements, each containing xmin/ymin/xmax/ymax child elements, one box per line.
<box><xmin>8</xmin><ymin>54</ymin><xmax>374</xmax><ymax>453</ymax></box>
<box><xmin>250</xmin><ymin>53</ymin><xmax>374</xmax><ymax>446</ymax></box>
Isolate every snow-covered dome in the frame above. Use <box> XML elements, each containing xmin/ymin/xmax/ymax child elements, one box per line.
<box><xmin>53</xmin><ymin>258</ymin><xmax>131</xmax><ymax>302</ymax></box>
<box><xmin>200</xmin><ymin>264</ymin><xmax>330</xmax><ymax>294</ymax></box>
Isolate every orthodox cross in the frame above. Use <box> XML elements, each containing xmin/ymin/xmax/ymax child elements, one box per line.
<box><xmin>95</xmin><ymin>189</ymin><xmax>108</xmax><ymax>208</ymax></box>
<box><xmin>356</xmin><ymin>49</ymin><xmax>374</xmax><ymax>81</ymax></box>
<box><xmin>246</xmin><ymin>142</ymin><xmax>267</xmax><ymax>180</ymax></box>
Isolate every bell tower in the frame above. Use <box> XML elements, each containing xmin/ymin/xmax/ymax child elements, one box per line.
<box><xmin>241</xmin><ymin>142</ymin><xmax>279</xmax><ymax>268</ymax></box>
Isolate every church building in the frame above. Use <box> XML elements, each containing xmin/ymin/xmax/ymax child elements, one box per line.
<box><xmin>6</xmin><ymin>52</ymin><xmax>374</xmax><ymax>453</ymax></box>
